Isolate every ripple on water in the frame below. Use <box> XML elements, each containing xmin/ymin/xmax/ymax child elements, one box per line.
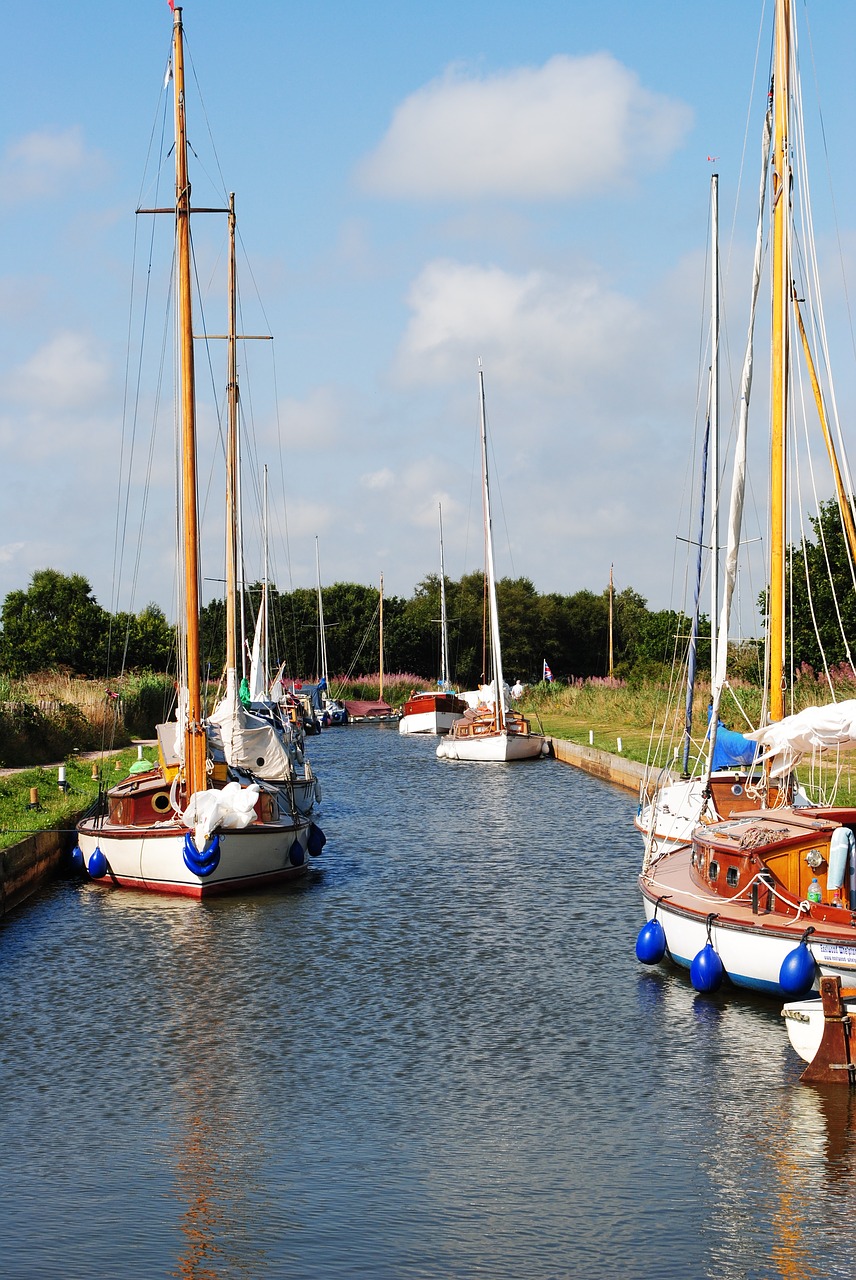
<box><xmin>0</xmin><ymin>725</ymin><xmax>850</xmax><ymax>1278</ymax></box>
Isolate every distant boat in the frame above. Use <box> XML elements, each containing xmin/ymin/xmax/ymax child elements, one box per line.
<box><xmin>400</xmin><ymin>505</ymin><xmax>467</xmax><ymax>735</ymax></box>
<box><xmin>75</xmin><ymin>7</ymin><xmax>324</xmax><ymax>895</ymax></box>
<box><xmin>437</xmin><ymin>365</ymin><xmax>545</xmax><ymax>763</ymax></box>
<box><xmin>314</xmin><ymin>537</ymin><xmax>348</xmax><ymax>726</ymax></box>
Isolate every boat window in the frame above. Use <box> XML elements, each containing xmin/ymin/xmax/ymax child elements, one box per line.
<box><xmin>726</xmin><ymin>866</ymin><xmax>739</xmax><ymax>887</ymax></box>
<box><xmin>708</xmin><ymin>860</ymin><xmax>719</xmax><ymax>883</ymax></box>
<box><xmin>152</xmin><ymin>792</ymin><xmax>171</xmax><ymax>813</ymax></box>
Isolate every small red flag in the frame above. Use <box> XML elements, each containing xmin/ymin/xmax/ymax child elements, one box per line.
<box><xmin>167</xmin><ymin>0</ymin><xmax>175</xmax><ymax>11</ymax></box>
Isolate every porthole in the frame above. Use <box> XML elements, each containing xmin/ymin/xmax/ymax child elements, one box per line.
<box><xmin>731</xmin><ymin>784</ymin><xmax>744</xmax><ymax>796</ymax></box>
<box><xmin>726</xmin><ymin>866</ymin><xmax>739</xmax><ymax>887</ymax></box>
<box><xmin>709</xmin><ymin>859</ymin><xmax>720</xmax><ymax>883</ymax></box>
<box><xmin>151</xmin><ymin>792</ymin><xmax>172</xmax><ymax>813</ymax></box>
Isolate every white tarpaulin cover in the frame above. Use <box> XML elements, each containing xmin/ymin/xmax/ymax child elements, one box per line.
<box><xmin>745</xmin><ymin>700</ymin><xmax>856</xmax><ymax>776</ymax></box>
<box><xmin>208</xmin><ymin>669</ymin><xmax>295</xmax><ymax>782</ymax></box>
<box><xmin>182</xmin><ymin>780</ymin><xmax>260</xmax><ymax>849</ymax></box>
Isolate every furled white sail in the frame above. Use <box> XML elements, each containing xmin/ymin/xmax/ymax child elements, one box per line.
<box><xmin>745</xmin><ymin>700</ymin><xmax>856</xmax><ymax>777</ymax></box>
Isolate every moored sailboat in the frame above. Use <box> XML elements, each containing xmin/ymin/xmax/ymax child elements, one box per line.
<box><xmin>75</xmin><ymin>6</ymin><xmax>325</xmax><ymax>896</ymax></box>
<box><xmin>437</xmin><ymin>365</ymin><xmax>546</xmax><ymax>763</ymax></box>
<box><xmin>636</xmin><ymin>0</ymin><xmax>856</xmax><ymax>996</ymax></box>
<box><xmin>400</xmin><ymin>504</ymin><xmax>467</xmax><ymax>735</ymax></box>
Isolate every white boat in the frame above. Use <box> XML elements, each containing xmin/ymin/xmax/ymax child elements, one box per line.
<box><xmin>400</xmin><ymin>505</ymin><xmax>467</xmax><ymax>735</ymax></box>
<box><xmin>437</xmin><ymin>364</ymin><xmax>546</xmax><ymax>764</ymax></box>
<box><xmin>75</xmin><ymin>6</ymin><xmax>325</xmax><ymax>896</ymax></box>
<box><xmin>637</xmin><ymin>0</ymin><xmax>856</xmax><ymax>994</ymax></box>
<box><xmin>400</xmin><ymin>690</ymin><xmax>468</xmax><ymax>736</ymax></box>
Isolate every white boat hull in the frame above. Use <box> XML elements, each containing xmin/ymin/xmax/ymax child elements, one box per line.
<box><xmin>76</xmin><ymin>819</ymin><xmax>316</xmax><ymax>897</ymax></box>
<box><xmin>399</xmin><ymin>708</ymin><xmax>463</xmax><ymax>735</ymax></box>
<box><xmin>436</xmin><ymin>732</ymin><xmax>546</xmax><ymax>762</ymax></box>
<box><xmin>641</xmin><ymin>891</ymin><xmax>856</xmax><ymax>997</ymax></box>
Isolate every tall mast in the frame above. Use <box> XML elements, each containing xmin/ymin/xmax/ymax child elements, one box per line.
<box><xmin>259</xmin><ymin>464</ymin><xmax>270</xmax><ymax>693</ymax></box>
<box><xmin>315</xmin><ymin>537</ymin><xmax>329</xmax><ymax>689</ymax></box>
<box><xmin>608</xmin><ymin>563</ymin><xmax>614</xmax><ymax>679</ymax></box>
<box><xmin>173</xmin><ymin>5</ymin><xmax>207</xmax><ymax>794</ymax></box>
<box><xmin>478</xmin><ymin>363</ymin><xmax>505</xmax><ymax>732</ymax></box>
<box><xmin>770</xmin><ymin>0</ymin><xmax>791</xmax><ymax>723</ymax></box>
<box><xmin>379</xmin><ymin>572</ymin><xmax>384</xmax><ymax>702</ymax></box>
<box><xmin>709</xmin><ymin>172</ymin><xmax>720</xmax><ymax>683</ymax></box>
<box><xmin>438</xmin><ymin>503</ymin><xmax>449</xmax><ymax>689</ymax></box>
<box><xmin>224</xmin><ymin>193</ymin><xmax>239</xmax><ymax>681</ymax></box>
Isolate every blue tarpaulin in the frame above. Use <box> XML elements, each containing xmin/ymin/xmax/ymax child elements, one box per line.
<box><xmin>708</xmin><ymin>709</ymin><xmax>757</xmax><ymax>770</ymax></box>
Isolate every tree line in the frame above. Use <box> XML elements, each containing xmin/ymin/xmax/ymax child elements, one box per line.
<box><xmin>1</xmin><ymin>494</ymin><xmax>853</xmax><ymax>687</ymax></box>
<box><xmin>0</xmin><ymin>566</ymin><xmax>691</xmax><ymax>686</ymax></box>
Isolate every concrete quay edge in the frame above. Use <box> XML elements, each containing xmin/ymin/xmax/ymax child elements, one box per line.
<box><xmin>548</xmin><ymin>736</ymin><xmax>650</xmax><ymax>795</ymax></box>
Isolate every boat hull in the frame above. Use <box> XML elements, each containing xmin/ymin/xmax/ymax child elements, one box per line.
<box><xmin>399</xmin><ymin>709</ymin><xmax>463</xmax><ymax>735</ymax></box>
<box><xmin>436</xmin><ymin>731</ymin><xmax>545</xmax><ymax>762</ymax></box>
<box><xmin>639</xmin><ymin>843</ymin><xmax>856</xmax><ymax>996</ymax></box>
<box><xmin>76</xmin><ymin>818</ymin><xmax>313</xmax><ymax>898</ymax></box>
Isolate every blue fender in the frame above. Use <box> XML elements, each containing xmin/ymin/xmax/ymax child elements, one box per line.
<box><xmin>183</xmin><ymin>832</ymin><xmax>221</xmax><ymax>878</ymax></box>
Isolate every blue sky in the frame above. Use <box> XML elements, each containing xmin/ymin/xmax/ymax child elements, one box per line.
<box><xmin>1</xmin><ymin>1</ymin><xmax>855</xmax><ymax>631</ymax></box>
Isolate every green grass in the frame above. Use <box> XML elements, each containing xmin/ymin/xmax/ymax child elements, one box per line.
<box><xmin>0</xmin><ymin>747</ymin><xmax>154</xmax><ymax>851</ymax></box>
<box><xmin>524</xmin><ymin>680</ymin><xmax>856</xmax><ymax>805</ymax></box>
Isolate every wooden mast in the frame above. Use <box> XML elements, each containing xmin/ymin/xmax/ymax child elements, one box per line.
<box><xmin>225</xmin><ymin>193</ymin><xmax>239</xmax><ymax>681</ymax></box>
<box><xmin>770</xmin><ymin>0</ymin><xmax>791</xmax><ymax>724</ymax></box>
<box><xmin>173</xmin><ymin>5</ymin><xmax>207</xmax><ymax>794</ymax></box>
<box><xmin>439</xmin><ymin>503</ymin><xmax>450</xmax><ymax>690</ymax></box>
<box><xmin>379</xmin><ymin>572</ymin><xmax>384</xmax><ymax>703</ymax></box>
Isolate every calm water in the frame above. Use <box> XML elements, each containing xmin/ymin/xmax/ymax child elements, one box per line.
<box><xmin>1</xmin><ymin>724</ymin><xmax>854</xmax><ymax>1278</ymax></box>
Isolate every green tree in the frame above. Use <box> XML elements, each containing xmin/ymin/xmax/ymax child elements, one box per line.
<box><xmin>0</xmin><ymin>569</ymin><xmax>109</xmax><ymax>676</ymax></box>
<box><xmin>784</xmin><ymin>497</ymin><xmax>856</xmax><ymax>672</ymax></box>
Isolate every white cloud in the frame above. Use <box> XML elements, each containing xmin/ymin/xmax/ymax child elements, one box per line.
<box><xmin>0</xmin><ymin>126</ymin><xmax>106</xmax><ymax>204</ymax></box>
<box><xmin>394</xmin><ymin>258</ymin><xmax>651</xmax><ymax>399</ymax></box>
<box><xmin>360</xmin><ymin>467</ymin><xmax>395</xmax><ymax>491</ymax></box>
<box><xmin>7</xmin><ymin>330</ymin><xmax>110</xmax><ymax>412</ymax></box>
<box><xmin>278</xmin><ymin>386</ymin><xmax>346</xmax><ymax>449</ymax></box>
<box><xmin>358</xmin><ymin>53</ymin><xmax>692</xmax><ymax>201</ymax></box>
<box><xmin>0</xmin><ymin>541</ymin><xmax>25</xmax><ymax>565</ymax></box>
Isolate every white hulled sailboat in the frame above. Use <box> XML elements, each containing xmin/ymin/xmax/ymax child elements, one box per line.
<box><xmin>437</xmin><ymin>365</ymin><xmax>545</xmax><ymax>763</ymax></box>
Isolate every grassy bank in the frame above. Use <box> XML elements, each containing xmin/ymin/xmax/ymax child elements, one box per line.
<box><xmin>0</xmin><ymin>745</ymin><xmax>154</xmax><ymax>852</ymax></box>
<box><xmin>0</xmin><ymin>671</ymin><xmax>175</xmax><ymax>767</ymax></box>
<box><xmin>523</xmin><ymin>677</ymin><xmax>856</xmax><ymax>803</ymax></box>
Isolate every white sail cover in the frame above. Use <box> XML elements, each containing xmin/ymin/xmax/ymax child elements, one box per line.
<box><xmin>745</xmin><ymin>700</ymin><xmax>856</xmax><ymax>776</ymax></box>
<box><xmin>208</xmin><ymin>669</ymin><xmax>295</xmax><ymax>781</ymax></box>
<box><xmin>182</xmin><ymin>780</ymin><xmax>260</xmax><ymax>849</ymax></box>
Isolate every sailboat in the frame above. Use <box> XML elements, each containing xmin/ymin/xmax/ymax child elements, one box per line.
<box><xmin>636</xmin><ymin>0</ymin><xmax>856</xmax><ymax>996</ymax></box>
<box><xmin>399</xmin><ymin>504</ymin><xmax>467</xmax><ymax>735</ymax></box>
<box><xmin>635</xmin><ymin>173</ymin><xmax>804</xmax><ymax>852</ymax></box>
<box><xmin>312</xmin><ymin>537</ymin><xmax>348</xmax><ymax>726</ymax></box>
<box><xmin>239</xmin><ymin>467</ymin><xmax>321</xmax><ymax>819</ymax></box>
<box><xmin>75</xmin><ymin>6</ymin><xmax>325</xmax><ymax>895</ymax></box>
<box><xmin>437</xmin><ymin>365</ymin><xmax>546</xmax><ymax>763</ymax></box>
<box><xmin>341</xmin><ymin>573</ymin><xmax>396</xmax><ymax>721</ymax></box>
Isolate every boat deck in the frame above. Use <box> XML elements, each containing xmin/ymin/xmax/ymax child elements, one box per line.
<box><xmin>641</xmin><ymin>845</ymin><xmax>844</xmax><ymax>942</ymax></box>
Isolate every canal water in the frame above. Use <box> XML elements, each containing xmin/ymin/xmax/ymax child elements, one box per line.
<box><xmin>0</xmin><ymin>724</ymin><xmax>853</xmax><ymax>1278</ymax></box>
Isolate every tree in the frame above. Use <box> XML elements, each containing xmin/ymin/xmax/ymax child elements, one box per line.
<box><xmin>0</xmin><ymin>569</ymin><xmax>109</xmax><ymax>676</ymax></box>
<box><xmin>784</xmin><ymin>497</ymin><xmax>856</xmax><ymax>672</ymax></box>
